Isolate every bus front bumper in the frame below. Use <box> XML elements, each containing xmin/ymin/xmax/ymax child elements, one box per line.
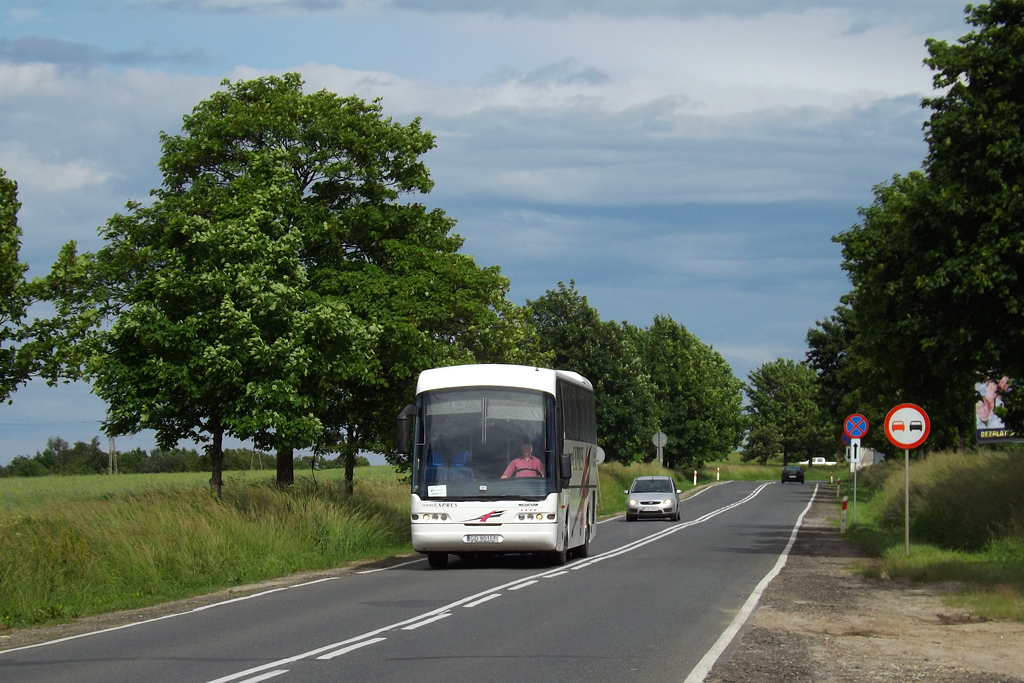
<box><xmin>412</xmin><ymin>522</ymin><xmax>558</xmax><ymax>553</ymax></box>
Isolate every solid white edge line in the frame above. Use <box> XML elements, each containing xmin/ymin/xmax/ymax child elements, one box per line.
<box><xmin>401</xmin><ymin>612</ymin><xmax>451</xmax><ymax>630</ymax></box>
<box><xmin>289</xmin><ymin>577</ymin><xmax>338</xmax><ymax>588</ymax></box>
<box><xmin>192</xmin><ymin>588</ymin><xmax>290</xmax><ymax>612</ymax></box>
<box><xmin>508</xmin><ymin>580</ymin><xmax>538</xmax><ymax>591</ymax></box>
<box><xmin>463</xmin><ymin>594</ymin><xmax>502</xmax><ymax>608</ymax></box>
<box><xmin>0</xmin><ymin>574</ymin><xmax>348</xmax><ymax>656</ymax></box>
<box><xmin>316</xmin><ymin>637</ymin><xmax>387</xmax><ymax>660</ymax></box>
<box><xmin>544</xmin><ymin>571</ymin><xmax>569</xmax><ymax>578</ymax></box>
<box><xmin>356</xmin><ymin>558</ymin><xmax>426</xmax><ymax>574</ymax></box>
<box><xmin>237</xmin><ymin>670</ymin><xmax>289</xmax><ymax>683</ymax></box>
<box><xmin>682</xmin><ymin>484</ymin><xmax>819</xmax><ymax>683</ymax></box>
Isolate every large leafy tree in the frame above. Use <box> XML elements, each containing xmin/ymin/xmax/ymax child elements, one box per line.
<box><xmin>829</xmin><ymin>1</ymin><xmax>1024</xmax><ymax>443</ymax></box>
<box><xmin>636</xmin><ymin>316</ymin><xmax>744</xmax><ymax>469</ymax></box>
<box><xmin>916</xmin><ymin>0</ymin><xmax>1024</xmax><ymax>428</ymax></box>
<box><xmin>45</xmin><ymin>159</ymin><xmax>374</xmax><ymax>495</ymax></box>
<box><xmin>0</xmin><ymin>168</ymin><xmax>31</xmax><ymax>402</ymax></box>
<box><xmin>528</xmin><ymin>281</ymin><xmax>658</xmax><ymax>463</ymax></box>
<box><xmin>744</xmin><ymin>359</ymin><xmax>831</xmax><ymax>465</ymax></box>
<box><xmin>45</xmin><ymin>73</ymin><xmax>538</xmax><ymax>491</ymax></box>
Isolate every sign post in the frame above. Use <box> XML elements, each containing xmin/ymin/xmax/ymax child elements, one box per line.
<box><xmin>652</xmin><ymin>432</ymin><xmax>668</xmax><ymax>476</ymax></box>
<box><xmin>843</xmin><ymin>415</ymin><xmax>869</xmax><ymax>526</ymax></box>
<box><xmin>883</xmin><ymin>403</ymin><xmax>930</xmax><ymax>557</ymax></box>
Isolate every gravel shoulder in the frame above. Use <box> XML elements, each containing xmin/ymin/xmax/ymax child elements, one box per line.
<box><xmin>706</xmin><ymin>490</ymin><xmax>1024</xmax><ymax>683</ymax></box>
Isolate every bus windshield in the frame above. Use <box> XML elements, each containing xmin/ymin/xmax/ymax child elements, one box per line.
<box><xmin>413</xmin><ymin>387</ymin><xmax>555</xmax><ymax>500</ymax></box>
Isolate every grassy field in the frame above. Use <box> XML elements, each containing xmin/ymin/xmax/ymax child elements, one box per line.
<box><xmin>840</xmin><ymin>450</ymin><xmax>1024</xmax><ymax>621</ymax></box>
<box><xmin>0</xmin><ymin>466</ymin><xmax>399</xmax><ymax>513</ymax></box>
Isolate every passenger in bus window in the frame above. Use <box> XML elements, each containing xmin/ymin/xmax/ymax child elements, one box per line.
<box><xmin>501</xmin><ymin>443</ymin><xmax>545</xmax><ymax>478</ymax></box>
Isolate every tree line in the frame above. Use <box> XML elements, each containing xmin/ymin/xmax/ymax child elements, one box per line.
<box><xmin>0</xmin><ymin>437</ymin><xmax>370</xmax><ymax>478</ymax></box>
<box><xmin>0</xmin><ymin>73</ymin><xmax>746</xmax><ymax>489</ymax></box>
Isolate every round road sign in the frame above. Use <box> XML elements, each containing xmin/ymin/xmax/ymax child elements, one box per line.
<box><xmin>844</xmin><ymin>413</ymin><xmax>869</xmax><ymax>438</ymax></box>
<box><xmin>652</xmin><ymin>432</ymin><xmax>668</xmax><ymax>448</ymax></box>
<box><xmin>883</xmin><ymin>403</ymin><xmax>930</xmax><ymax>449</ymax></box>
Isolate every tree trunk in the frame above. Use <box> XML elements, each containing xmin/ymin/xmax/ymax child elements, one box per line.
<box><xmin>209</xmin><ymin>422</ymin><xmax>224</xmax><ymax>497</ymax></box>
<box><xmin>343</xmin><ymin>427</ymin><xmax>356</xmax><ymax>496</ymax></box>
<box><xmin>277</xmin><ymin>445</ymin><xmax>294</xmax><ymax>487</ymax></box>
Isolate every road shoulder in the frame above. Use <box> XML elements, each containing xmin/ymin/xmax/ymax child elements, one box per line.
<box><xmin>706</xmin><ymin>491</ymin><xmax>1024</xmax><ymax>683</ymax></box>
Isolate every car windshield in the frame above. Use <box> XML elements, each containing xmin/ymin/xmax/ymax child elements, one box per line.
<box><xmin>412</xmin><ymin>387</ymin><xmax>555</xmax><ymax>499</ymax></box>
<box><xmin>631</xmin><ymin>479</ymin><xmax>674</xmax><ymax>493</ymax></box>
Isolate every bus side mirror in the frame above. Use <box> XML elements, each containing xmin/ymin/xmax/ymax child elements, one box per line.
<box><xmin>559</xmin><ymin>452</ymin><xmax>572</xmax><ymax>482</ymax></box>
<box><xmin>396</xmin><ymin>404</ymin><xmax>416</xmax><ymax>455</ymax></box>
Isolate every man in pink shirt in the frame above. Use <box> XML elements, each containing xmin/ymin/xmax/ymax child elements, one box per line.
<box><xmin>501</xmin><ymin>444</ymin><xmax>545</xmax><ymax>478</ymax></box>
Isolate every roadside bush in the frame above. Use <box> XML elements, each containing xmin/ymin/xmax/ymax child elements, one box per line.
<box><xmin>876</xmin><ymin>451</ymin><xmax>1024</xmax><ymax>551</ymax></box>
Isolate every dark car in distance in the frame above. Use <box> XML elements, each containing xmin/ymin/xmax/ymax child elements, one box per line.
<box><xmin>781</xmin><ymin>465</ymin><xmax>804</xmax><ymax>484</ymax></box>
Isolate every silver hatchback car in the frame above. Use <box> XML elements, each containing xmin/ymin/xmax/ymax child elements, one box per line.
<box><xmin>625</xmin><ymin>475</ymin><xmax>682</xmax><ymax>521</ymax></box>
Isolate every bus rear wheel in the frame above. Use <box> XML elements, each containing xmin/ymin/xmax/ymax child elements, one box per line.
<box><xmin>427</xmin><ymin>552</ymin><xmax>448</xmax><ymax>569</ymax></box>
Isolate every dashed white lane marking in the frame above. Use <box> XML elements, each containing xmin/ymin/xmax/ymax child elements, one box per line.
<box><xmin>356</xmin><ymin>558</ymin><xmax>425</xmax><ymax>574</ymax></box>
<box><xmin>682</xmin><ymin>484</ymin><xmax>819</xmax><ymax>683</ymax></box>
<box><xmin>236</xmin><ymin>670</ymin><xmax>289</xmax><ymax>683</ymax></box>
<box><xmin>401</xmin><ymin>613</ymin><xmax>451</xmax><ymax>630</ymax></box>
<box><xmin>569</xmin><ymin>562</ymin><xmax>591</xmax><ymax>570</ymax></box>
<box><xmin>544</xmin><ymin>571</ymin><xmax>569</xmax><ymax>578</ymax></box>
<box><xmin>507</xmin><ymin>580</ymin><xmax>537</xmax><ymax>591</ymax></box>
<box><xmin>463</xmin><ymin>594</ymin><xmax>502</xmax><ymax>608</ymax></box>
<box><xmin>316</xmin><ymin>637</ymin><xmax>388</xmax><ymax>660</ymax></box>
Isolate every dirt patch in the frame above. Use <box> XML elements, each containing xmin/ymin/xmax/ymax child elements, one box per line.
<box><xmin>707</xmin><ymin>492</ymin><xmax>1024</xmax><ymax>683</ymax></box>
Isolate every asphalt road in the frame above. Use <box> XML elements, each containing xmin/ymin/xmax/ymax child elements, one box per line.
<box><xmin>0</xmin><ymin>480</ymin><xmax>818</xmax><ymax>683</ymax></box>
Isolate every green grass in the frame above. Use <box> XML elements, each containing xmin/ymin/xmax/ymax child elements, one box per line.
<box><xmin>0</xmin><ymin>466</ymin><xmax>400</xmax><ymax>513</ymax></box>
<box><xmin>0</xmin><ymin>469</ymin><xmax>410</xmax><ymax>630</ymax></box>
<box><xmin>839</xmin><ymin>450</ymin><xmax>1024</xmax><ymax>622</ymax></box>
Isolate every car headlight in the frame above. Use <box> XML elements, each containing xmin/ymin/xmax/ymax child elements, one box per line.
<box><xmin>664</xmin><ymin>499</ymin><xmax>673</xmax><ymax>506</ymax></box>
<box><xmin>628</xmin><ymin>498</ymin><xmax>638</xmax><ymax>506</ymax></box>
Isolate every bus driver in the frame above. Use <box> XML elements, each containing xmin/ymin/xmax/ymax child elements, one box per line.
<box><xmin>500</xmin><ymin>443</ymin><xmax>545</xmax><ymax>478</ymax></box>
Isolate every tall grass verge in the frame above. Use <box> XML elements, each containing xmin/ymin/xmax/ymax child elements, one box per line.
<box><xmin>0</xmin><ymin>476</ymin><xmax>410</xmax><ymax>629</ymax></box>
<box><xmin>841</xmin><ymin>450</ymin><xmax>1024</xmax><ymax>621</ymax></box>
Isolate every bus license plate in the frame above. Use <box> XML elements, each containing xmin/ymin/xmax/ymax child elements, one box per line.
<box><xmin>464</xmin><ymin>534</ymin><xmax>503</xmax><ymax>544</ymax></box>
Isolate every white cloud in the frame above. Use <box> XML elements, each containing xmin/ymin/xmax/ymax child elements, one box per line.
<box><xmin>0</xmin><ymin>146</ymin><xmax>114</xmax><ymax>192</ymax></box>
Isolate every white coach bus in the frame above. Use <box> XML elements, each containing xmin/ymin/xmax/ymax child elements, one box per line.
<box><xmin>396</xmin><ymin>364</ymin><xmax>603</xmax><ymax>569</ymax></box>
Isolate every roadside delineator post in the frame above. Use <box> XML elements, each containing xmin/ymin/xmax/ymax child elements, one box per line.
<box><xmin>693</xmin><ymin>469</ymin><xmax>697</xmax><ymax>486</ymax></box>
<box><xmin>830</xmin><ymin>473</ymin><xmax>833</xmax><ymax>484</ymax></box>
<box><xmin>841</xmin><ymin>496</ymin><xmax>848</xmax><ymax>534</ymax></box>
<box><xmin>717</xmin><ymin>467</ymin><xmax>720</xmax><ymax>481</ymax></box>
<box><xmin>836</xmin><ymin>479</ymin><xmax>841</xmax><ymax>499</ymax></box>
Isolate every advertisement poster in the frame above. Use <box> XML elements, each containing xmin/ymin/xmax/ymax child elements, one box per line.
<box><xmin>976</xmin><ymin>377</ymin><xmax>1022</xmax><ymax>443</ymax></box>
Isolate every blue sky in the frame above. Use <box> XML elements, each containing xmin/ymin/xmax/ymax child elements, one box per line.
<box><xmin>0</xmin><ymin>0</ymin><xmax>970</xmax><ymax>463</ymax></box>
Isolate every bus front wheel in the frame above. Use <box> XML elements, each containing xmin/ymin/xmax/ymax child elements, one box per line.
<box><xmin>427</xmin><ymin>552</ymin><xmax>448</xmax><ymax>569</ymax></box>
<box><xmin>574</xmin><ymin>524</ymin><xmax>591</xmax><ymax>559</ymax></box>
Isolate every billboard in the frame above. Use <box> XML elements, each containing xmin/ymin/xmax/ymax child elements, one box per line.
<box><xmin>976</xmin><ymin>377</ymin><xmax>1023</xmax><ymax>443</ymax></box>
